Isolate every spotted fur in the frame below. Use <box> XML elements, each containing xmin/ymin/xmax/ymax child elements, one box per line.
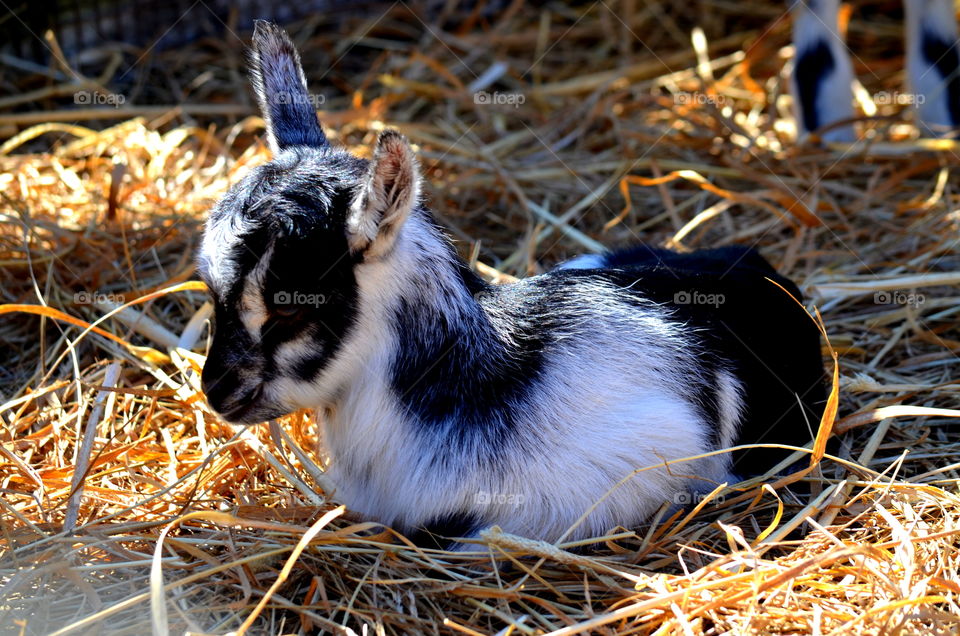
<box><xmin>199</xmin><ymin>23</ymin><xmax>826</xmax><ymax>547</ymax></box>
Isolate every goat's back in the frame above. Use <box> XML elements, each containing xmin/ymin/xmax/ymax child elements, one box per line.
<box><xmin>555</xmin><ymin>246</ymin><xmax>826</xmax><ymax>472</ymax></box>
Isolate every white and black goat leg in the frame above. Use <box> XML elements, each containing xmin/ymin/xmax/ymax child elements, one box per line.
<box><xmin>789</xmin><ymin>0</ymin><xmax>856</xmax><ymax>142</ymax></box>
<box><xmin>906</xmin><ymin>0</ymin><xmax>960</xmax><ymax>136</ymax></box>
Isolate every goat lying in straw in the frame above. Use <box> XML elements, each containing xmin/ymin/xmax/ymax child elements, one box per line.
<box><xmin>198</xmin><ymin>22</ymin><xmax>826</xmax><ymax>547</ymax></box>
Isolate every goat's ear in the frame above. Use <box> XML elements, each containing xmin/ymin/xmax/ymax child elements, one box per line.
<box><xmin>250</xmin><ymin>21</ymin><xmax>327</xmax><ymax>152</ymax></box>
<box><xmin>346</xmin><ymin>131</ymin><xmax>421</xmax><ymax>256</ymax></box>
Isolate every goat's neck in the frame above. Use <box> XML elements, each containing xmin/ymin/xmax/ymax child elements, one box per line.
<box><xmin>390</xmin><ymin>211</ymin><xmax>498</xmax><ymax>350</ymax></box>
<box><xmin>335</xmin><ymin>212</ymin><xmax>518</xmax><ymax>428</ymax></box>
<box><xmin>341</xmin><ymin>210</ymin><xmax>498</xmax><ymax>392</ymax></box>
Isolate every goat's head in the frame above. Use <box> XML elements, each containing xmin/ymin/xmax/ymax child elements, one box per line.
<box><xmin>198</xmin><ymin>21</ymin><xmax>421</xmax><ymax>423</ymax></box>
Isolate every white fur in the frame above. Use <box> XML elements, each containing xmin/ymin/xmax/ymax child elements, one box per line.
<box><xmin>199</xmin><ymin>214</ymin><xmax>254</xmax><ymax>294</ymax></box>
<box><xmin>716</xmin><ymin>370</ymin><xmax>745</xmax><ymax>451</ymax></box>
<box><xmin>555</xmin><ymin>253</ymin><xmax>607</xmax><ymax>270</ymax></box>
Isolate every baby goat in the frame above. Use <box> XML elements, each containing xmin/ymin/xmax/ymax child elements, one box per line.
<box><xmin>198</xmin><ymin>22</ymin><xmax>826</xmax><ymax>546</ymax></box>
<box><xmin>791</xmin><ymin>0</ymin><xmax>960</xmax><ymax>140</ymax></box>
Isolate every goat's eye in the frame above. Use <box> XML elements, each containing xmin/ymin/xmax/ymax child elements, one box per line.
<box><xmin>273</xmin><ymin>305</ymin><xmax>302</xmax><ymax>319</ymax></box>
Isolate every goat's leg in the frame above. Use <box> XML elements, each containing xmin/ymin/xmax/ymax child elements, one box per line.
<box><xmin>789</xmin><ymin>0</ymin><xmax>856</xmax><ymax>141</ymax></box>
<box><xmin>906</xmin><ymin>0</ymin><xmax>960</xmax><ymax>136</ymax></box>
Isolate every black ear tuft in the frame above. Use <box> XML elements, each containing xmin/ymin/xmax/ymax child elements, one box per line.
<box><xmin>250</xmin><ymin>21</ymin><xmax>327</xmax><ymax>152</ymax></box>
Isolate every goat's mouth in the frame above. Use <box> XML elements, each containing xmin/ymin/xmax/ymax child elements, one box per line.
<box><xmin>216</xmin><ymin>385</ymin><xmax>278</xmax><ymax>424</ymax></box>
<box><xmin>220</xmin><ymin>400</ymin><xmax>257</xmax><ymax>423</ymax></box>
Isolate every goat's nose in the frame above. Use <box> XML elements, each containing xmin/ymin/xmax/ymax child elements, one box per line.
<box><xmin>201</xmin><ymin>365</ymin><xmax>240</xmax><ymax>411</ymax></box>
<box><xmin>214</xmin><ymin>385</ymin><xmax>263</xmax><ymax>421</ymax></box>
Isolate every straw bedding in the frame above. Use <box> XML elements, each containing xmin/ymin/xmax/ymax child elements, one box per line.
<box><xmin>1</xmin><ymin>1</ymin><xmax>959</xmax><ymax>634</ymax></box>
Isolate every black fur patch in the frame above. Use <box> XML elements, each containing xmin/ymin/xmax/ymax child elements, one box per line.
<box><xmin>408</xmin><ymin>512</ymin><xmax>481</xmax><ymax>549</ymax></box>
<box><xmin>794</xmin><ymin>39</ymin><xmax>836</xmax><ymax>133</ymax></box>
<box><xmin>258</xmin><ymin>224</ymin><xmax>360</xmax><ymax>383</ymax></box>
<box><xmin>201</xmin><ymin>295</ymin><xmax>259</xmax><ymax>415</ymax></box>
<box><xmin>389</xmin><ymin>268</ymin><xmax>556</xmax><ymax>462</ymax></box>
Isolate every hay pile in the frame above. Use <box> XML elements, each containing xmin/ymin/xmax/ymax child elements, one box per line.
<box><xmin>2</xmin><ymin>2</ymin><xmax>960</xmax><ymax>634</ymax></box>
